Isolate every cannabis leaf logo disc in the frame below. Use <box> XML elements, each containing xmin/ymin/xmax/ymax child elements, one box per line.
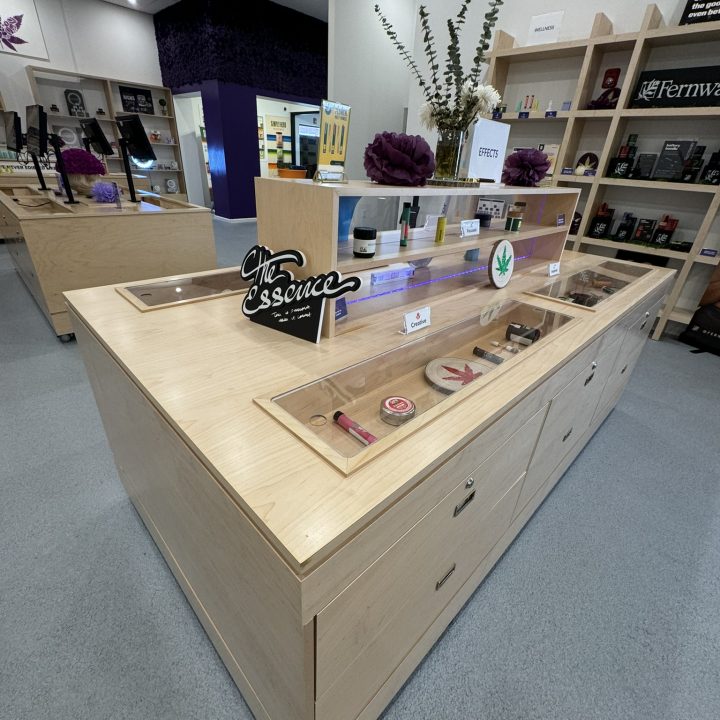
<box><xmin>489</xmin><ymin>239</ymin><xmax>514</xmax><ymax>288</ymax></box>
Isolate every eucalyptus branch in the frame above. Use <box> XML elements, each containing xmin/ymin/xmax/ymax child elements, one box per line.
<box><xmin>468</xmin><ymin>0</ymin><xmax>504</xmax><ymax>90</ymax></box>
<box><xmin>418</xmin><ymin>6</ymin><xmax>442</xmax><ymax>101</ymax></box>
<box><xmin>445</xmin><ymin>19</ymin><xmax>464</xmax><ymax>118</ymax></box>
<box><xmin>374</xmin><ymin>4</ymin><xmax>433</xmax><ymax>102</ymax></box>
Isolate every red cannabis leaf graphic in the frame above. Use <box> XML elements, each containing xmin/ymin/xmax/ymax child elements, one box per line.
<box><xmin>0</xmin><ymin>14</ymin><xmax>27</xmax><ymax>52</ymax></box>
<box><xmin>441</xmin><ymin>363</ymin><xmax>483</xmax><ymax>386</ymax></box>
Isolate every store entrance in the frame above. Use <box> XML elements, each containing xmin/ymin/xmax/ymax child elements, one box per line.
<box><xmin>174</xmin><ymin>92</ymin><xmax>212</xmax><ymax>209</ymax></box>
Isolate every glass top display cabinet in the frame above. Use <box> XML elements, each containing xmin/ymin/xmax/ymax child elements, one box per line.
<box><xmin>254</xmin><ymin>178</ymin><xmax>581</xmax><ymax>339</ymax></box>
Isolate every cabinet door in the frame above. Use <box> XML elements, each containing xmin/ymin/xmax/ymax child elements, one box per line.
<box><xmin>593</xmin><ymin>296</ymin><xmax>665</xmax><ymax>423</ymax></box>
<box><xmin>516</xmin><ymin>345</ymin><xmax>610</xmax><ymax>515</ymax></box>
<box><xmin>314</xmin><ymin>408</ymin><xmax>546</xmax><ymax>720</ymax></box>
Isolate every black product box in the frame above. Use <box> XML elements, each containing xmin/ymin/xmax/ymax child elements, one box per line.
<box><xmin>650</xmin><ymin>215</ymin><xmax>678</xmax><ymax>246</ymax></box>
<box><xmin>588</xmin><ymin>213</ymin><xmax>614</xmax><ymax>239</ymax></box>
<box><xmin>680</xmin><ymin>146</ymin><xmax>706</xmax><ymax>183</ymax></box>
<box><xmin>608</xmin><ymin>157</ymin><xmax>633</xmax><ymax>178</ymax></box>
<box><xmin>700</xmin><ymin>151</ymin><xmax>720</xmax><ymax>184</ymax></box>
<box><xmin>613</xmin><ymin>213</ymin><xmax>638</xmax><ymax>243</ymax></box>
<box><xmin>630</xmin><ymin>153</ymin><xmax>658</xmax><ymax>180</ymax></box>
<box><xmin>634</xmin><ymin>218</ymin><xmax>657</xmax><ymax>244</ymax></box>
<box><xmin>652</xmin><ymin>140</ymin><xmax>697</xmax><ymax>181</ymax></box>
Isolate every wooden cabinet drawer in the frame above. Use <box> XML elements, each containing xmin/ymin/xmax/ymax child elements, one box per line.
<box><xmin>593</xmin><ymin>296</ymin><xmax>665</xmax><ymax>422</ymax></box>
<box><xmin>315</xmin><ymin>474</ymin><xmax>523</xmax><ymax>720</ymax></box>
<box><xmin>516</xmin><ymin>342</ymin><xmax>611</xmax><ymax>515</ymax></box>
<box><xmin>315</xmin><ymin>407</ymin><xmax>546</xmax><ymax>712</ymax></box>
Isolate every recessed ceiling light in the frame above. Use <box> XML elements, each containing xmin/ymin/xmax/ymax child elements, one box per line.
<box><xmin>128</xmin><ymin>0</ymin><xmax>137</xmax><ymax>5</ymax></box>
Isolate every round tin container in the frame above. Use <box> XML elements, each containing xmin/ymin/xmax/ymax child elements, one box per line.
<box><xmin>380</xmin><ymin>396</ymin><xmax>416</xmax><ymax>425</ymax></box>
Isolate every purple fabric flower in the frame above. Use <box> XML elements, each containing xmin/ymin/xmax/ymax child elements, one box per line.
<box><xmin>91</xmin><ymin>181</ymin><xmax>118</xmax><ymax>203</ymax></box>
<box><xmin>58</xmin><ymin>148</ymin><xmax>106</xmax><ymax>176</ymax></box>
<box><xmin>502</xmin><ymin>149</ymin><xmax>551</xmax><ymax>187</ymax></box>
<box><xmin>364</xmin><ymin>132</ymin><xmax>436</xmax><ymax>186</ymax></box>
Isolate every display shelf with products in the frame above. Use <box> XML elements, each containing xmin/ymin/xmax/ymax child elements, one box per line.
<box><xmin>26</xmin><ymin>66</ymin><xmax>186</xmax><ymax>198</ymax></box>
<box><xmin>255</xmin><ymin>179</ymin><xmax>580</xmax><ymax>338</ymax></box>
<box><xmin>487</xmin><ymin>3</ymin><xmax>720</xmax><ymax>338</ymax></box>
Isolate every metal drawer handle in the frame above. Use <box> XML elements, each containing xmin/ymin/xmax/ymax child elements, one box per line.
<box><xmin>584</xmin><ymin>372</ymin><xmax>595</xmax><ymax>386</ymax></box>
<box><xmin>436</xmin><ymin>563</ymin><xmax>456</xmax><ymax>591</ymax></box>
<box><xmin>465</xmin><ymin>476</ymin><xmax>475</xmax><ymax>489</ymax></box>
<box><xmin>591</xmin><ymin>361</ymin><xmax>598</xmax><ymax>370</ymax></box>
<box><xmin>453</xmin><ymin>490</ymin><xmax>476</xmax><ymax>518</ymax></box>
<box><xmin>562</xmin><ymin>428</ymin><xmax>573</xmax><ymax>442</ymax></box>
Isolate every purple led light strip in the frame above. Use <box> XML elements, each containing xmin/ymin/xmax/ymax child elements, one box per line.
<box><xmin>347</xmin><ymin>253</ymin><xmax>532</xmax><ymax>306</ymax></box>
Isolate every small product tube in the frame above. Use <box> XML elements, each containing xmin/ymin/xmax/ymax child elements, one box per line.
<box><xmin>333</xmin><ymin>411</ymin><xmax>378</xmax><ymax>446</ymax></box>
<box><xmin>434</xmin><ymin>215</ymin><xmax>447</xmax><ymax>244</ymax></box>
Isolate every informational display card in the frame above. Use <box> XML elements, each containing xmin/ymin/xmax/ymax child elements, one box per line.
<box><xmin>527</xmin><ymin>11</ymin><xmax>564</xmax><ymax>45</ymax></box>
<box><xmin>318</xmin><ymin>100</ymin><xmax>351</xmax><ymax>170</ymax></box>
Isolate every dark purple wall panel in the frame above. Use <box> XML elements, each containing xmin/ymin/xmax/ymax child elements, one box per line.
<box><xmin>155</xmin><ymin>1</ymin><xmax>327</xmax><ymax>218</ymax></box>
<box><xmin>154</xmin><ymin>0</ymin><xmax>327</xmax><ymax>98</ymax></box>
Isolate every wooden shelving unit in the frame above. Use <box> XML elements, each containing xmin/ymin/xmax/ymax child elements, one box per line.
<box><xmin>25</xmin><ymin>66</ymin><xmax>187</xmax><ymax>200</ymax></box>
<box><xmin>487</xmin><ymin>4</ymin><xmax>720</xmax><ymax>339</ymax></box>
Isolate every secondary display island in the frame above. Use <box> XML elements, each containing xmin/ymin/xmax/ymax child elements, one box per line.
<box><xmin>66</xmin><ymin>179</ymin><xmax>673</xmax><ymax>720</ymax></box>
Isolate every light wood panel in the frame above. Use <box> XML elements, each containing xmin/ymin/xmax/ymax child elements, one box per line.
<box><xmin>72</xmin><ymin>311</ymin><xmax>313</xmax><ymax>720</ymax></box>
<box><xmin>2</xmin><ymin>187</ymin><xmax>214</xmax><ymax>336</ymax></box>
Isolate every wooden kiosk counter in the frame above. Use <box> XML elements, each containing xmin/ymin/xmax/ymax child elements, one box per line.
<box><xmin>2</xmin><ymin>185</ymin><xmax>214</xmax><ymax>339</ymax></box>
<box><xmin>66</xmin><ymin>179</ymin><xmax>673</xmax><ymax>720</ymax></box>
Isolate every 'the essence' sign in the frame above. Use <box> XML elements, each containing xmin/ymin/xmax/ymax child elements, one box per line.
<box><xmin>240</xmin><ymin>245</ymin><xmax>361</xmax><ymax>343</ymax></box>
<box><xmin>630</xmin><ymin>66</ymin><xmax>720</xmax><ymax>108</ymax></box>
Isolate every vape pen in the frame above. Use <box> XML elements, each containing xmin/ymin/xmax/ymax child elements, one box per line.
<box><xmin>333</xmin><ymin>411</ymin><xmax>378</xmax><ymax>446</ymax></box>
<box><xmin>323</xmin><ymin>122</ymin><xmax>329</xmax><ymax>154</ymax></box>
<box><xmin>473</xmin><ymin>347</ymin><xmax>504</xmax><ymax>364</ymax></box>
<box><xmin>339</xmin><ymin>126</ymin><xmax>345</xmax><ymax>155</ymax></box>
<box><xmin>331</xmin><ymin>124</ymin><xmax>337</xmax><ymax>154</ymax></box>
<box><xmin>400</xmin><ymin>205</ymin><xmax>411</xmax><ymax>247</ymax></box>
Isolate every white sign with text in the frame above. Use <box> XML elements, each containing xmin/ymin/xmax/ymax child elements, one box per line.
<box><xmin>463</xmin><ymin>118</ymin><xmax>510</xmax><ymax>182</ymax></box>
<box><xmin>527</xmin><ymin>11</ymin><xmax>564</xmax><ymax>46</ymax></box>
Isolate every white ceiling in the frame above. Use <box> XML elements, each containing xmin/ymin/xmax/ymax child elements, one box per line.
<box><xmin>99</xmin><ymin>0</ymin><xmax>328</xmax><ymax>20</ymax></box>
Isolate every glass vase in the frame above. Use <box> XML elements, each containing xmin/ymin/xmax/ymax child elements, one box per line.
<box><xmin>433</xmin><ymin>126</ymin><xmax>466</xmax><ymax>180</ymax></box>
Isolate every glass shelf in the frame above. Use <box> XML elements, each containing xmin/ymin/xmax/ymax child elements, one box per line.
<box><xmin>261</xmin><ymin>299</ymin><xmax>574</xmax><ymax>472</ymax></box>
<box><xmin>526</xmin><ymin>260</ymin><xmax>651</xmax><ymax>309</ymax></box>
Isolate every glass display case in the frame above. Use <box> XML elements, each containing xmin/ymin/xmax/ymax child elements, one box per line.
<box><xmin>118</xmin><ymin>270</ymin><xmax>249</xmax><ymax>311</ymax></box>
<box><xmin>526</xmin><ymin>260</ymin><xmax>651</xmax><ymax>309</ymax></box>
<box><xmin>259</xmin><ymin>299</ymin><xmax>574</xmax><ymax>472</ymax></box>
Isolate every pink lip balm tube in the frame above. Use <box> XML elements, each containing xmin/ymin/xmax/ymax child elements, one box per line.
<box><xmin>333</xmin><ymin>411</ymin><xmax>378</xmax><ymax>446</ymax></box>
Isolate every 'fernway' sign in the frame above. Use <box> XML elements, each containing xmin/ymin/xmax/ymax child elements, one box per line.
<box><xmin>630</xmin><ymin>66</ymin><xmax>720</xmax><ymax>108</ymax></box>
<box><xmin>241</xmin><ymin>245</ymin><xmax>361</xmax><ymax>343</ymax></box>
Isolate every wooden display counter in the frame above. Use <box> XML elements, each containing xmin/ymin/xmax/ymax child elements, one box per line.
<box><xmin>2</xmin><ymin>185</ymin><xmax>214</xmax><ymax>339</ymax></box>
<box><xmin>66</xmin><ymin>248</ymin><xmax>672</xmax><ymax>720</ymax></box>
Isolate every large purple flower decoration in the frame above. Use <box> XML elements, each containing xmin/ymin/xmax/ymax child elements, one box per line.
<box><xmin>0</xmin><ymin>14</ymin><xmax>27</xmax><ymax>52</ymax></box>
<box><xmin>502</xmin><ymin>149</ymin><xmax>551</xmax><ymax>187</ymax></box>
<box><xmin>364</xmin><ymin>131</ymin><xmax>436</xmax><ymax>186</ymax></box>
<box><xmin>58</xmin><ymin>148</ymin><xmax>106</xmax><ymax>176</ymax></box>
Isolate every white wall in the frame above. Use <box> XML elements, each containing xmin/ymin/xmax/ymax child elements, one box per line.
<box><xmin>328</xmin><ymin>0</ymin><xmax>417</xmax><ymax>181</ymax></box>
<box><xmin>0</xmin><ymin>0</ymin><xmax>162</xmax><ymax>115</ymax></box>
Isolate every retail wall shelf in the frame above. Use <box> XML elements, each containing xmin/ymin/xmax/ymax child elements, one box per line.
<box><xmin>600</xmin><ymin>178</ymin><xmax>718</xmax><ymax>194</ymax></box>
<box><xmin>695</xmin><ymin>254</ymin><xmax>720</xmax><ymax>266</ymax></box>
<box><xmin>667</xmin><ymin>308</ymin><xmax>694</xmax><ymax>324</ymax></box>
<box><xmin>579</xmin><ymin>236</ymin><xmax>689</xmax><ymax>260</ymax></box>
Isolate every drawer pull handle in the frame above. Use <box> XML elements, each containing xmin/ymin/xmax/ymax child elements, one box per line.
<box><xmin>453</xmin><ymin>490</ymin><xmax>476</xmax><ymax>517</ymax></box>
<box><xmin>584</xmin><ymin>372</ymin><xmax>595</xmax><ymax>386</ymax></box>
<box><xmin>436</xmin><ymin>563</ymin><xmax>456</xmax><ymax>591</ymax></box>
<box><xmin>621</xmin><ymin>365</ymin><xmax>628</xmax><ymax>375</ymax></box>
<box><xmin>562</xmin><ymin>428</ymin><xmax>573</xmax><ymax>442</ymax></box>
<box><xmin>645</xmin><ymin>311</ymin><xmax>650</xmax><ymax>318</ymax></box>
<box><xmin>465</xmin><ymin>476</ymin><xmax>475</xmax><ymax>489</ymax></box>
<box><xmin>591</xmin><ymin>361</ymin><xmax>598</xmax><ymax>370</ymax></box>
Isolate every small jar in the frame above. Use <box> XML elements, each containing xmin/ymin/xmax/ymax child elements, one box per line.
<box><xmin>353</xmin><ymin>226</ymin><xmax>377</xmax><ymax>258</ymax></box>
<box><xmin>505</xmin><ymin>202</ymin><xmax>526</xmax><ymax>232</ymax></box>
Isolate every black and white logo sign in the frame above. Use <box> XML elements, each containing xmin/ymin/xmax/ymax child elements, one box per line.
<box><xmin>631</xmin><ymin>66</ymin><xmax>720</xmax><ymax>108</ymax></box>
<box><xmin>240</xmin><ymin>245</ymin><xmax>362</xmax><ymax>343</ymax></box>
<box><xmin>680</xmin><ymin>1</ymin><xmax>720</xmax><ymax>24</ymax></box>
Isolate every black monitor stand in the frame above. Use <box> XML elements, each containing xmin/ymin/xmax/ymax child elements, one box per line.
<box><xmin>118</xmin><ymin>138</ymin><xmax>139</xmax><ymax>203</ymax></box>
<box><xmin>30</xmin><ymin>152</ymin><xmax>48</xmax><ymax>192</ymax></box>
<box><xmin>48</xmin><ymin>135</ymin><xmax>78</xmax><ymax>204</ymax></box>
